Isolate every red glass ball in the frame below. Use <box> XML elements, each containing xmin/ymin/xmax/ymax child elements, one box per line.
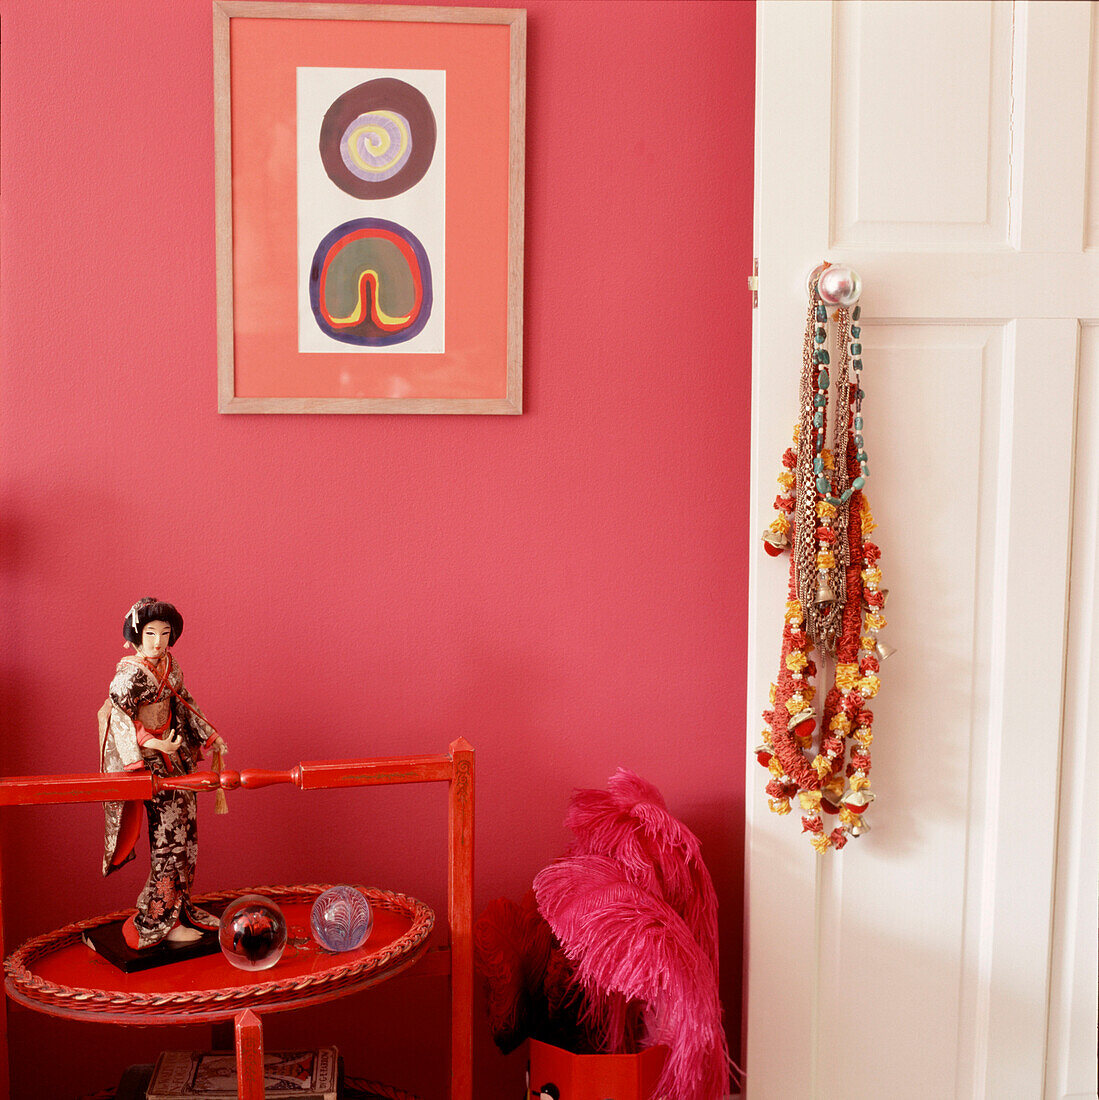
<box><xmin>218</xmin><ymin>894</ymin><xmax>288</xmax><ymax>971</ymax></box>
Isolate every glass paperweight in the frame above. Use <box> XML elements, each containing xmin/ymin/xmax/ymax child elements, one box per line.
<box><xmin>310</xmin><ymin>885</ymin><xmax>374</xmax><ymax>952</ymax></box>
<box><xmin>218</xmin><ymin>894</ymin><xmax>288</xmax><ymax>971</ymax></box>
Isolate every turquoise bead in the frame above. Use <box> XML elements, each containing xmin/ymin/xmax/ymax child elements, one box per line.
<box><xmin>854</xmin><ymin>416</ymin><xmax>863</xmax><ymax>429</ymax></box>
<box><xmin>852</xmin><ymin>305</ymin><xmax>861</xmax><ymax>320</ymax></box>
<box><xmin>858</xmin><ymin>451</ymin><xmax>867</xmax><ymax>463</ymax></box>
<box><xmin>813</xmin><ymin>411</ymin><xmax>824</xmax><ymax>427</ymax></box>
<box><xmin>852</xmin><ymin>358</ymin><xmax>863</xmax><ymax>370</ymax></box>
<box><xmin>814</xmin><ymin>456</ymin><xmax>823</xmax><ymax>473</ymax></box>
<box><xmin>840</xmin><ymin>487</ymin><xmax>853</xmax><ymax>502</ymax></box>
<box><xmin>855</xmin><ymin>434</ymin><xmax>864</xmax><ymax>447</ymax></box>
<box><xmin>850</xmin><ymin>326</ymin><xmax>861</xmax><ymax>338</ymax></box>
<box><xmin>815</xmin><ymin>304</ymin><xmax>827</xmax><ymax>321</ymax></box>
<box><xmin>858</xmin><ymin>388</ymin><xmax>865</xmax><ymax>400</ymax></box>
<box><xmin>813</xmin><ymin>394</ymin><xmax>826</xmax><ymax>407</ymax></box>
<box><xmin>814</xmin><ymin>330</ymin><xmax>826</xmax><ymax>344</ymax></box>
<box><xmin>850</xmin><ymin>342</ymin><xmax>862</xmax><ymax>356</ymax></box>
<box><xmin>852</xmin><ymin>476</ymin><xmax>865</xmax><ymax>490</ymax></box>
<box><xmin>818</xmin><ymin>350</ymin><xmax>830</xmax><ymax>365</ymax></box>
<box><xmin>826</xmin><ymin>496</ymin><xmax>840</xmax><ymax>506</ymax></box>
<box><xmin>816</xmin><ymin>476</ymin><xmax>830</xmax><ymax>494</ymax></box>
<box><xmin>818</xmin><ymin>369</ymin><xmax>829</xmax><ymax>389</ymax></box>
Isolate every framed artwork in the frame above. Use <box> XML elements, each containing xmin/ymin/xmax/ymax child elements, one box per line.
<box><xmin>213</xmin><ymin>2</ymin><xmax>526</xmax><ymax>414</ymax></box>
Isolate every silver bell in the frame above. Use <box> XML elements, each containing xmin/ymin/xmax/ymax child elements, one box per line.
<box><xmin>849</xmin><ymin>819</ymin><xmax>871</xmax><ymax>838</ymax></box>
<box><xmin>815</xmin><ymin>578</ymin><xmax>836</xmax><ymax>605</ymax></box>
<box><xmin>875</xmin><ymin>641</ymin><xmax>897</xmax><ymax>661</ymax></box>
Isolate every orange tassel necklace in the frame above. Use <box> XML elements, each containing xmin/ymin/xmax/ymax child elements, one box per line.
<box><xmin>757</xmin><ymin>269</ymin><xmax>893</xmax><ymax>851</ymax></box>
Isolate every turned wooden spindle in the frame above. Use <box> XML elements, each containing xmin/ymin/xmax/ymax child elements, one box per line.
<box><xmin>237</xmin><ymin>767</ymin><xmax>304</xmax><ymax>790</ymax></box>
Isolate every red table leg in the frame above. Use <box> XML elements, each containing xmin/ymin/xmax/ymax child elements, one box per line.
<box><xmin>234</xmin><ymin>1009</ymin><xmax>264</xmax><ymax>1100</ymax></box>
<box><xmin>448</xmin><ymin>738</ymin><xmax>474</xmax><ymax>1100</ymax></box>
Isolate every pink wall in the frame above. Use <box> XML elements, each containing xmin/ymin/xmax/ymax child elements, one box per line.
<box><xmin>0</xmin><ymin>0</ymin><xmax>754</xmax><ymax>1095</ymax></box>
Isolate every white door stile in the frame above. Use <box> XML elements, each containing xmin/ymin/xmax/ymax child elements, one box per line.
<box><xmin>744</xmin><ymin>1</ymin><xmax>833</xmax><ymax>1092</ymax></box>
<box><xmin>745</xmin><ymin>3</ymin><xmax>1099</xmax><ymax>1098</ymax></box>
<box><xmin>1044</xmin><ymin>323</ymin><xmax>1099</xmax><ymax>1100</ymax></box>
<box><xmin>978</xmin><ymin>317</ymin><xmax>1078</xmax><ymax>1100</ymax></box>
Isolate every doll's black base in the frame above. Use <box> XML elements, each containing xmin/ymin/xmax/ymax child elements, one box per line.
<box><xmin>82</xmin><ymin>920</ymin><xmax>221</xmax><ymax>972</ymax></box>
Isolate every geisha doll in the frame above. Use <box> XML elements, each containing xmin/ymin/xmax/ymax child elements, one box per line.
<box><xmin>98</xmin><ymin>598</ymin><xmax>228</xmax><ymax>950</ymax></box>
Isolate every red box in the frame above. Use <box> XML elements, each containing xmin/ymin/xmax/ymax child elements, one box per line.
<box><xmin>527</xmin><ymin>1039</ymin><xmax>668</xmax><ymax>1100</ymax></box>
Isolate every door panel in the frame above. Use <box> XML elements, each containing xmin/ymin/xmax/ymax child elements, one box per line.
<box><xmin>832</xmin><ymin>1</ymin><xmax>1014</xmax><ymax>248</ymax></box>
<box><xmin>820</xmin><ymin>325</ymin><xmax>988</xmax><ymax>1100</ymax></box>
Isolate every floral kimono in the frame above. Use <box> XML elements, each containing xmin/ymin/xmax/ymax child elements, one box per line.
<box><xmin>99</xmin><ymin>653</ymin><xmax>219</xmax><ymax>949</ymax></box>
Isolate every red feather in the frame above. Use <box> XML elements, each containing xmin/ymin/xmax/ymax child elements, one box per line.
<box><xmin>473</xmin><ymin>893</ymin><xmax>553</xmax><ymax>1053</ymax></box>
<box><xmin>544</xmin><ymin>944</ymin><xmax>581</xmax><ymax>1019</ymax></box>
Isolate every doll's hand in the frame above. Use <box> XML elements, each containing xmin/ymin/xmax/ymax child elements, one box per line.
<box><xmin>211</xmin><ymin>737</ymin><xmax>228</xmax><ymax>757</ymax></box>
<box><xmin>145</xmin><ymin>730</ymin><xmax>183</xmax><ymax>753</ymax></box>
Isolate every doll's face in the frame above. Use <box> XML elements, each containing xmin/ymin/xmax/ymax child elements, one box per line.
<box><xmin>139</xmin><ymin>620</ymin><xmax>172</xmax><ymax>661</ymax></box>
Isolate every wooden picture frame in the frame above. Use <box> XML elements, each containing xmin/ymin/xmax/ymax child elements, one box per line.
<box><xmin>213</xmin><ymin>2</ymin><xmax>525</xmax><ymax>414</ymax></box>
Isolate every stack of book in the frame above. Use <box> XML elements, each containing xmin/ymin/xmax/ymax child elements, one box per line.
<box><xmin>109</xmin><ymin>1047</ymin><xmax>341</xmax><ymax>1100</ymax></box>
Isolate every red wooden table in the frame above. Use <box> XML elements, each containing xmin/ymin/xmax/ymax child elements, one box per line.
<box><xmin>0</xmin><ymin>742</ymin><xmax>474</xmax><ymax>1100</ymax></box>
<box><xmin>6</xmin><ymin>884</ymin><xmax>433</xmax><ymax>1096</ymax></box>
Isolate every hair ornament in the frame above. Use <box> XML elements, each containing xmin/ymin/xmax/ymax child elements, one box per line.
<box><xmin>128</xmin><ymin>597</ymin><xmax>155</xmax><ymax>633</ymax></box>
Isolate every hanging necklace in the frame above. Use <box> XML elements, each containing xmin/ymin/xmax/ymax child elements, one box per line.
<box><xmin>757</xmin><ymin>265</ymin><xmax>893</xmax><ymax>852</ymax></box>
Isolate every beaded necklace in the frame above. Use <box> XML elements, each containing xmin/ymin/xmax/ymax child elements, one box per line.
<box><xmin>757</xmin><ymin>267</ymin><xmax>893</xmax><ymax>852</ymax></box>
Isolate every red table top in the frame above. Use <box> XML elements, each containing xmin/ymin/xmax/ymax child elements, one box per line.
<box><xmin>4</xmin><ymin>885</ymin><xmax>434</xmax><ymax>1026</ymax></box>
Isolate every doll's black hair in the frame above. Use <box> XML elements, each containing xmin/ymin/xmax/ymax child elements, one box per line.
<box><xmin>122</xmin><ymin>598</ymin><xmax>184</xmax><ymax>647</ymax></box>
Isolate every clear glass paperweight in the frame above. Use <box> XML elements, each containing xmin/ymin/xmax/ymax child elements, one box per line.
<box><xmin>310</xmin><ymin>885</ymin><xmax>373</xmax><ymax>952</ymax></box>
<box><xmin>218</xmin><ymin>893</ymin><xmax>288</xmax><ymax>971</ymax></box>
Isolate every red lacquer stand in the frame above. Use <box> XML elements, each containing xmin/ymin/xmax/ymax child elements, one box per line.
<box><xmin>0</xmin><ymin>740</ymin><xmax>475</xmax><ymax>1100</ymax></box>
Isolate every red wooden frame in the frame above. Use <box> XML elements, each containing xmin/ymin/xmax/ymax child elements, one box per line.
<box><xmin>0</xmin><ymin>738</ymin><xmax>474</xmax><ymax>1100</ymax></box>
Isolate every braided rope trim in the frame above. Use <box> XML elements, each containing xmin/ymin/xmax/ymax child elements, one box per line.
<box><xmin>5</xmin><ymin>884</ymin><xmax>434</xmax><ymax>1017</ymax></box>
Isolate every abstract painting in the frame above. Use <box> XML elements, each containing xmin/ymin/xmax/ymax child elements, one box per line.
<box><xmin>298</xmin><ymin>67</ymin><xmax>445</xmax><ymax>354</ymax></box>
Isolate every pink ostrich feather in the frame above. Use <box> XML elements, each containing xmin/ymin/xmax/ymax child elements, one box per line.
<box><xmin>534</xmin><ymin>854</ymin><xmax>730</xmax><ymax>1100</ymax></box>
<box><xmin>564</xmin><ymin>769</ymin><xmax>720</xmax><ymax>972</ymax></box>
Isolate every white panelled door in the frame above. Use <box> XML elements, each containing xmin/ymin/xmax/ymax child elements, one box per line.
<box><xmin>745</xmin><ymin>3</ymin><xmax>1098</xmax><ymax>1098</ymax></box>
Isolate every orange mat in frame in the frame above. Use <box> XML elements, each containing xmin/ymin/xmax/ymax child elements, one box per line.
<box><xmin>225</xmin><ymin>10</ymin><xmax>515</xmax><ymax>406</ymax></box>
